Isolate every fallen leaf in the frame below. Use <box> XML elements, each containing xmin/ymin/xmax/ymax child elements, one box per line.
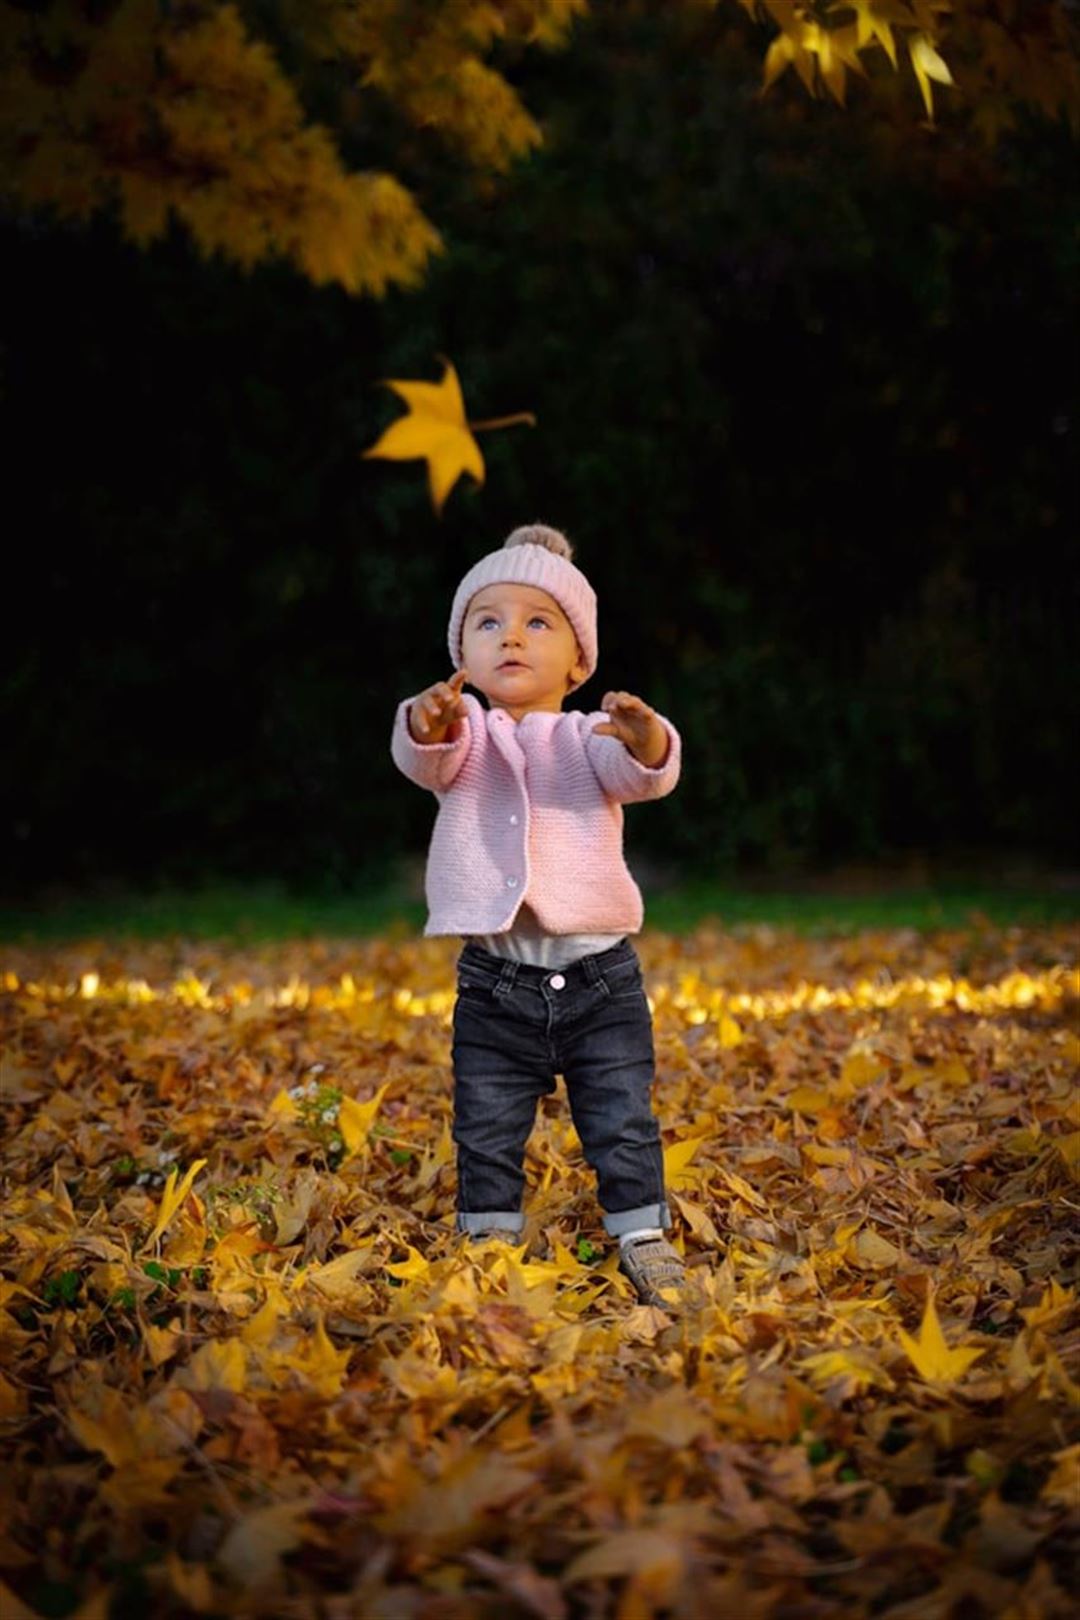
<box><xmin>898</xmin><ymin>1292</ymin><xmax>986</xmax><ymax>1384</ymax></box>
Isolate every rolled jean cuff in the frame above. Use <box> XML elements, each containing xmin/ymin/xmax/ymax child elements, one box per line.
<box><xmin>602</xmin><ymin>1201</ymin><xmax>671</xmax><ymax>1239</ymax></box>
<box><xmin>456</xmin><ymin>1210</ymin><xmax>526</xmax><ymax>1235</ymax></box>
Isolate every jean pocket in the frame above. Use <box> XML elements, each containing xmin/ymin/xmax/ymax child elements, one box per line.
<box><xmin>603</xmin><ymin>960</ymin><xmax>647</xmax><ymax>1001</ymax></box>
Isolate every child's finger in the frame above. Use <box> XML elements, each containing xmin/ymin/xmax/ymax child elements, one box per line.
<box><xmin>602</xmin><ymin>691</ymin><xmax>638</xmax><ymax>713</ymax></box>
<box><xmin>449</xmin><ymin>668</ymin><xmax>469</xmax><ymax>689</ymax></box>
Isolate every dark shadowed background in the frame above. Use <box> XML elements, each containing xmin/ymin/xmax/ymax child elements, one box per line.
<box><xmin>4</xmin><ymin>7</ymin><xmax>1077</xmax><ymax>907</ymax></box>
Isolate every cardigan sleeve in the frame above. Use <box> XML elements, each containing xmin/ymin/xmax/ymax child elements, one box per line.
<box><xmin>582</xmin><ymin>710</ymin><xmax>682</xmax><ymax>803</ymax></box>
<box><xmin>390</xmin><ymin>694</ymin><xmax>473</xmax><ymax>792</ymax></box>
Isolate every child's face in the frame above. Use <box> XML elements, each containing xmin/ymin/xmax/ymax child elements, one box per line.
<box><xmin>460</xmin><ymin>583</ymin><xmax>586</xmax><ymax>718</ymax></box>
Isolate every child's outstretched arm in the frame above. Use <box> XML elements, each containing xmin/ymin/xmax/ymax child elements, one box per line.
<box><xmin>391</xmin><ymin>669</ymin><xmax>473</xmax><ymax>792</ymax></box>
<box><xmin>585</xmin><ymin>690</ymin><xmax>682</xmax><ymax>802</ymax></box>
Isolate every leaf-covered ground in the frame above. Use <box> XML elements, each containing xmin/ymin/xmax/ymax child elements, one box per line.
<box><xmin>1</xmin><ymin>922</ymin><xmax>1077</xmax><ymax>1619</ymax></box>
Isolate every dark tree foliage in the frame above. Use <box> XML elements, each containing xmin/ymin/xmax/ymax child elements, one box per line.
<box><xmin>3</xmin><ymin>7</ymin><xmax>1077</xmax><ymax>897</ymax></box>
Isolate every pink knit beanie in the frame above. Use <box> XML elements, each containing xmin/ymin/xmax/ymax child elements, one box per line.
<box><xmin>447</xmin><ymin>524</ymin><xmax>598</xmax><ymax>693</ymax></box>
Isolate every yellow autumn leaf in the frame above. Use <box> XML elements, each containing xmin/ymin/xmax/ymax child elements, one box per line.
<box><xmin>1040</xmin><ymin>1443</ymin><xmax>1080</xmax><ymax>1508</ymax></box>
<box><xmin>143</xmin><ymin>1158</ymin><xmax>208</xmax><ymax>1250</ymax></box>
<box><xmin>385</xmin><ymin>1244</ymin><xmax>431</xmax><ymax>1281</ymax></box>
<box><xmin>65</xmin><ymin>1388</ymin><xmax>141</xmax><ymax>1469</ymax></box>
<box><xmin>786</xmin><ymin>1084</ymin><xmax>834</xmax><ymax>1115</ymax></box>
<box><xmin>717</xmin><ymin>1012</ymin><xmax>743</xmax><ymax>1048</ymax></box>
<box><xmin>363</xmin><ymin>358</ymin><xmax>534</xmax><ymax>514</ymax></box>
<box><xmin>849</xmin><ymin>1227</ymin><xmax>901</xmax><ymax>1270</ymax></box>
<box><xmin>1020</xmin><ymin>1278</ymin><xmax>1076</xmax><ymax>1332</ymax></box>
<box><xmin>839</xmin><ymin>1040</ymin><xmax>888</xmax><ymax>1092</ymax></box>
<box><xmin>1054</xmin><ymin>1130</ymin><xmax>1080</xmax><ymax>1175</ymax></box>
<box><xmin>663</xmin><ymin>1134</ymin><xmax>709</xmax><ymax>1188</ymax></box>
<box><xmin>897</xmin><ymin>1292</ymin><xmax>985</xmax><ymax>1384</ymax></box>
<box><xmin>798</xmin><ymin>1347</ymin><xmax>894</xmax><ymax>1393</ymax></box>
<box><xmin>909</xmin><ymin>32</ymin><xmax>954</xmax><ymax>120</ymax></box>
<box><xmin>850</xmin><ymin>0</ymin><xmax>899</xmax><ymax>68</ymax></box>
<box><xmin>299</xmin><ymin>1243</ymin><xmax>378</xmax><ymax>1302</ymax></box>
<box><xmin>339</xmin><ymin>1081</ymin><xmax>392</xmax><ymax>1159</ymax></box>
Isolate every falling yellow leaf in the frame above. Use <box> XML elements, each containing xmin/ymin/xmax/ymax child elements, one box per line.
<box><xmin>362</xmin><ymin>358</ymin><xmax>535</xmax><ymax>514</ymax></box>
<box><xmin>143</xmin><ymin>1158</ymin><xmax>208</xmax><ymax>1250</ymax></box>
<box><xmin>897</xmin><ymin>1292</ymin><xmax>985</xmax><ymax>1384</ymax></box>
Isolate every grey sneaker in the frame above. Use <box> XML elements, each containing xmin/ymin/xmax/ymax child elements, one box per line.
<box><xmin>619</xmin><ymin>1235</ymin><xmax>686</xmax><ymax>1309</ymax></box>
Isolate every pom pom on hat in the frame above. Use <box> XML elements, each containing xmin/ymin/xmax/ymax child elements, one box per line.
<box><xmin>503</xmin><ymin>523</ymin><xmax>575</xmax><ymax>560</ymax></box>
<box><xmin>447</xmin><ymin>524</ymin><xmax>598</xmax><ymax>691</ymax></box>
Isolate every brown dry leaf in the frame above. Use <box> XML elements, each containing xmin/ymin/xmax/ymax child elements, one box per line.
<box><xmin>1</xmin><ymin>920</ymin><xmax>1076</xmax><ymax>1616</ymax></box>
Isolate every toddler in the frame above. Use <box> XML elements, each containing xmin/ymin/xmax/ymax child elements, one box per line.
<box><xmin>390</xmin><ymin>524</ymin><xmax>687</xmax><ymax>1307</ymax></box>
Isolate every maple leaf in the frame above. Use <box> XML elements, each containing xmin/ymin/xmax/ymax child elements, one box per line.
<box><xmin>143</xmin><ymin>1157</ymin><xmax>207</xmax><ymax>1251</ymax></box>
<box><xmin>897</xmin><ymin>1291</ymin><xmax>985</xmax><ymax>1383</ymax></box>
<box><xmin>909</xmin><ymin>31</ymin><xmax>955</xmax><ymax>120</ymax></box>
<box><xmin>848</xmin><ymin>0</ymin><xmax>902</xmax><ymax>69</ymax></box>
<box><xmin>339</xmin><ymin>1081</ymin><xmax>391</xmax><ymax>1159</ymax></box>
<box><xmin>363</xmin><ymin>358</ymin><xmax>535</xmax><ymax>514</ymax></box>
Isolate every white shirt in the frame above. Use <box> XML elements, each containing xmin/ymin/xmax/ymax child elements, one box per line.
<box><xmin>468</xmin><ymin>902</ymin><xmax>625</xmax><ymax>968</ymax></box>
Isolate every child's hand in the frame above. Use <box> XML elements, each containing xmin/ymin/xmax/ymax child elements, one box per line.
<box><xmin>592</xmin><ymin>691</ymin><xmax>670</xmax><ymax>768</ymax></box>
<box><xmin>408</xmin><ymin>669</ymin><xmax>470</xmax><ymax>744</ymax></box>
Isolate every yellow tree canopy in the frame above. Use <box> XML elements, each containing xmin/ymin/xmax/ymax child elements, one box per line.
<box><xmin>0</xmin><ymin>0</ymin><xmax>586</xmax><ymax>295</ymax></box>
<box><xmin>1</xmin><ymin>1</ymin><xmax>1076</xmax><ymax>297</ymax></box>
<box><xmin>736</xmin><ymin>0</ymin><xmax>1080</xmax><ymax>134</ymax></box>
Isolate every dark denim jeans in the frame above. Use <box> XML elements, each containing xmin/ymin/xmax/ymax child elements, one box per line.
<box><xmin>450</xmin><ymin>935</ymin><xmax>671</xmax><ymax>1238</ymax></box>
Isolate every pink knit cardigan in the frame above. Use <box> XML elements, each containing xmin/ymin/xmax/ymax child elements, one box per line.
<box><xmin>390</xmin><ymin>692</ymin><xmax>682</xmax><ymax>937</ymax></box>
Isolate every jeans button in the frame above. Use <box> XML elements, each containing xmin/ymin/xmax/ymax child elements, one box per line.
<box><xmin>549</xmin><ymin>973</ymin><xmax>566</xmax><ymax>990</ymax></box>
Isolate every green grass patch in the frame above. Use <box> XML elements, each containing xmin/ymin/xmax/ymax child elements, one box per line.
<box><xmin>1</xmin><ymin>873</ymin><xmax>1076</xmax><ymax>945</ymax></box>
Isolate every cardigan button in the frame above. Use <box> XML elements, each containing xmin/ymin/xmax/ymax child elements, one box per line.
<box><xmin>506</xmin><ymin>876</ymin><xmax>518</xmax><ymax>888</ymax></box>
<box><xmin>509</xmin><ymin>814</ymin><xmax>519</xmax><ymax>825</ymax></box>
